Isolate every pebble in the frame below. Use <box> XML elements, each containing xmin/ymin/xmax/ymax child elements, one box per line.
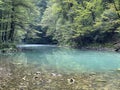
<box><xmin>22</xmin><ymin>76</ymin><xmax>26</xmax><ymax>81</ymax></box>
<box><xmin>47</xmin><ymin>79</ymin><xmax>52</xmax><ymax>83</ymax></box>
<box><xmin>36</xmin><ymin>71</ymin><xmax>41</xmax><ymax>75</ymax></box>
<box><xmin>67</xmin><ymin>78</ymin><xmax>75</xmax><ymax>84</ymax></box>
<box><xmin>51</xmin><ymin>73</ymin><xmax>56</xmax><ymax>77</ymax></box>
<box><xmin>34</xmin><ymin>76</ymin><xmax>39</xmax><ymax>80</ymax></box>
<box><xmin>57</xmin><ymin>74</ymin><xmax>62</xmax><ymax>77</ymax></box>
<box><xmin>96</xmin><ymin>79</ymin><xmax>107</xmax><ymax>82</ymax></box>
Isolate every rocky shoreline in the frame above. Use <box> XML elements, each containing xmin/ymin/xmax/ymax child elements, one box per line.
<box><xmin>80</xmin><ymin>46</ymin><xmax>115</xmax><ymax>52</ymax></box>
<box><xmin>79</xmin><ymin>42</ymin><xmax>120</xmax><ymax>52</ymax></box>
<box><xmin>1</xmin><ymin>43</ymin><xmax>120</xmax><ymax>54</ymax></box>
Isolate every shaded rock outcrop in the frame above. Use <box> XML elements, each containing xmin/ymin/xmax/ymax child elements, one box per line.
<box><xmin>114</xmin><ymin>42</ymin><xmax>120</xmax><ymax>52</ymax></box>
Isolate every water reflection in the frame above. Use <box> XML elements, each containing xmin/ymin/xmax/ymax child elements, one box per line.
<box><xmin>1</xmin><ymin>45</ymin><xmax>120</xmax><ymax>73</ymax></box>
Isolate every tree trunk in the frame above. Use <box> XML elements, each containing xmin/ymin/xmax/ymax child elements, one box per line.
<box><xmin>9</xmin><ymin>1</ymin><xmax>15</xmax><ymax>42</ymax></box>
<box><xmin>113</xmin><ymin>0</ymin><xmax>120</xmax><ymax>18</ymax></box>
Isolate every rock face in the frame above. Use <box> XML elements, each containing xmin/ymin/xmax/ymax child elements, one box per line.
<box><xmin>115</xmin><ymin>48</ymin><xmax>120</xmax><ymax>52</ymax></box>
<box><xmin>114</xmin><ymin>43</ymin><xmax>120</xmax><ymax>52</ymax></box>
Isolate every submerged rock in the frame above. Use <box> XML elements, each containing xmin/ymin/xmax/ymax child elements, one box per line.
<box><xmin>57</xmin><ymin>74</ymin><xmax>62</xmax><ymax>77</ymax></box>
<box><xmin>95</xmin><ymin>79</ymin><xmax>107</xmax><ymax>82</ymax></box>
<box><xmin>116</xmin><ymin>68</ymin><xmax>120</xmax><ymax>72</ymax></box>
<box><xmin>47</xmin><ymin>79</ymin><xmax>52</xmax><ymax>83</ymax></box>
<box><xmin>13</xmin><ymin>63</ymin><xmax>22</xmax><ymax>65</ymax></box>
<box><xmin>1</xmin><ymin>49</ymin><xmax>8</xmax><ymax>53</ymax></box>
<box><xmin>51</xmin><ymin>73</ymin><xmax>57</xmax><ymax>77</ymax></box>
<box><xmin>36</xmin><ymin>71</ymin><xmax>41</xmax><ymax>75</ymax></box>
<box><xmin>19</xmin><ymin>85</ymin><xmax>27</xmax><ymax>90</ymax></box>
<box><xmin>33</xmin><ymin>71</ymin><xmax>41</xmax><ymax>76</ymax></box>
<box><xmin>89</xmin><ymin>72</ymin><xmax>96</xmax><ymax>76</ymax></box>
<box><xmin>67</xmin><ymin>78</ymin><xmax>75</xmax><ymax>84</ymax></box>
<box><xmin>22</xmin><ymin>76</ymin><xmax>26</xmax><ymax>81</ymax></box>
<box><xmin>33</xmin><ymin>76</ymin><xmax>39</xmax><ymax>80</ymax></box>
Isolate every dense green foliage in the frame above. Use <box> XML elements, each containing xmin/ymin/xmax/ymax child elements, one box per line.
<box><xmin>39</xmin><ymin>0</ymin><xmax>120</xmax><ymax>47</ymax></box>
<box><xmin>0</xmin><ymin>0</ymin><xmax>36</xmax><ymax>45</ymax></box>
<box><xmin>0</xmin><ymin>0</ymin><xmax>120</xmax><ymax>48</ymax></box>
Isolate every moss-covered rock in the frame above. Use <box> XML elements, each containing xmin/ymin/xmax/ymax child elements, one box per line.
<box><xmin>0</xmin><ymin>43</ymin><xmax>17</xmax><ymax>54</ymax></box>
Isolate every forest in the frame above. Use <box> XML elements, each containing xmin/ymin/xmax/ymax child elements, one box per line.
<box><xmin>1</xmin><ymin>0</ymin><xmax>120</xmax><ymax>90</ymax></box>
<box><xmin>0</xmin><ymin>0</ymin><xmax>120</xmax><ymax>48</ymax></box>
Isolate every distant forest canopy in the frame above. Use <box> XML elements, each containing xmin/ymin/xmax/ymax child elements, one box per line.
<box><xmin>0</xmin><ymin>0</ymin><xmax>120</xmax><ymax>48</ymax></box>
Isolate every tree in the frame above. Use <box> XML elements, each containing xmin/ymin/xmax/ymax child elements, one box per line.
<box><xmin>0</xmin><ymin>0</ymin><xmax>35</xmax><ymax>44</ymax></box>
<box><xmin>40</xmin><ymin>0</ymin><xmax>120</xmax><ymax>47</ymax></box>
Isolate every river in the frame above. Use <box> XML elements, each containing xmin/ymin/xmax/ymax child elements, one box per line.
<box><xmin>1</xmin><ymin>44</ymin><xmax>120</xmax><ymax>73</ymax></box>
<box><xmin>0</xmin><ymin>44</ymin><xmax>120</xmax><ymax>89</ymax></box>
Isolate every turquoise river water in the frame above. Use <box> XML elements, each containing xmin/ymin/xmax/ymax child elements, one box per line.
<box><xmin>1</xmin><ymin>44</ymin><xmax>120</xmax><ymax>73</ymax></box>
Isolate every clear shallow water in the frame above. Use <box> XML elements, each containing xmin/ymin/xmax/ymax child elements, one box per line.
<box><xmin>1</xmin><ymin>44</ymin><xmax>120</xmax><ymax>73</ymax></box>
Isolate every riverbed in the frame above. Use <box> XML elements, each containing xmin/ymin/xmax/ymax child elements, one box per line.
<box><xmin>0</xmin><ymin>44</ymin><xmax>120</xmax><ymax>90</ymax></box>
